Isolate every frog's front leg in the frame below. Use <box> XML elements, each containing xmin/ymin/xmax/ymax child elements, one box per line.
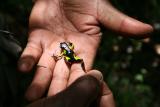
<box><xmin>53</xmin><ymin>52</ymin><xmax>63</xmax><ymax>61</ymax></box>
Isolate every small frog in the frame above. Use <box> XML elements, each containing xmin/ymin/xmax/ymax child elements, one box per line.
<box><xmin>54</xmin><ymin>42</ymin><xmax>83</xmax><ymax>64</ymax></box>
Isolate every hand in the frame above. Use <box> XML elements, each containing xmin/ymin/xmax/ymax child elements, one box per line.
<box><xmin>18</xmin><ymin>0</ymin><xmax>153</xmax><ymax>102</ymax></box>
<box><xmin>27</xmin><ymin>70</ymin><xmax>115</xmax><ymax>107</ymax></box>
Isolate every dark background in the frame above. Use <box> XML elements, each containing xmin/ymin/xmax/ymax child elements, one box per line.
<box><xmin>0</xmin><ymin>0</ymin><xmax>160</xmax><ymax>107</ymax></box>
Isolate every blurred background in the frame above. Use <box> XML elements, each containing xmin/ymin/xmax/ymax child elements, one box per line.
<box><xmin>0</xmin><ymin>0</ymin><xmax>159</xmax><ymax>107</ymax></box>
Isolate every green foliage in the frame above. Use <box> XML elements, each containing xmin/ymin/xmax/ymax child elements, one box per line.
<box><xmin>95</xmin><ymin>31</ymin><xmax>159</xmax><ymax>107</ymax></box>
<box><xmin>94</xmin><ymin>1</ymin><xmax>160</xmax><ymax>106</ymax></box>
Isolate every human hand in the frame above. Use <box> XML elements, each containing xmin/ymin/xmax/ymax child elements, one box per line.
<box><xmin>18</xmin><ymin>0</ymin><xmax>153</xmax><ymax>101</ymax></box>
<box><xmin>27</xmin><ymin>70</ymin><xmax>115</xmax><ymax>107</ymax></box>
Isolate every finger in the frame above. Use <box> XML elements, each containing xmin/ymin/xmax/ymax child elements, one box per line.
<box><xmin>25</xmin><ymin>52</ymin><xmax>55</xmax><ymax>101</ymax></box>
<box><xmin>18</xmin><ymin>32</ymin><xmax>42</xmax><ymax>72</ymax></box>
<box><xmin>67</xmin><ymin>63</ymin><xmax>85</xmax><ymax>86</ymax></box>
<box><xmin>86</xmin><ymin>70</ymin><xmax>103</xmax><ymax>83</ymax></box>
<box><xmin>100</xmin><ymin>82</ymin><xmax>116</xmax><ymax>107</ymax></box>
<box><xmin>27</xmin><ymin>75</ymin><xmax>101</xmax><ymax>107</ymax></box>
<box><xmin>98</xmin><ymin>0</ymin><xmax>153</xmax><ymax>37</ymax></box>
<box><xmin>18</xmin><ymin>42</ymin><xmax>42</xmax><ymax>72</ymax></box>
<box><xmin>47</xmin><ymin>58</ymin><xmax>70</xmax><ymax>96</ymax></box>
<box><xmin>67</xmin><ymin>49</ymin><xmax>97</xmax><ymax>86</ymax></box>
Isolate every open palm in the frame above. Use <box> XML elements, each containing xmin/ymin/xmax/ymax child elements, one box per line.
<box><xmin>18</xmin><ymin>0</ymin><xmax>153</xmax><ymax>105</ymax></box>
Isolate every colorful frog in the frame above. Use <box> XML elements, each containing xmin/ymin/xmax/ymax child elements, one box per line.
<box><xmin>54</xmin><ymin>42</ymin><xmax>83</xmax><ymax>64</ymax></box>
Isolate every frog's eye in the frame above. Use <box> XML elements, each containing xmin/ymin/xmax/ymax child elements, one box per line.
<box><xmin>68</xmin><ymin>42</ymin><xmax>74</xmax><ymax>50</ymax></box>
<box><xmin>60</xmin><ymin>42</ymin><xmax>64</xmax><ymax>48</ymax></box>
<box><xmin>60</xmin><ymin>42</ymin><xmax>67</xmax><ymax>48</ymax></box>
<box><xmin>68</xmin><ymin>42</ymin><xmax>72</xmax><ymax>46</ymax></box>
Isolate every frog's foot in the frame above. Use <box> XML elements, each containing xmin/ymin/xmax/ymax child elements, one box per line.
<box><xmin>80</xmin><ymin>59</ymin><xmax>85</xmax><ymax>72</ymax></box>
<box><xmin>52</xmin><ymin>55</ymin><xmax>63</xmax><ymax>61</ymax></box>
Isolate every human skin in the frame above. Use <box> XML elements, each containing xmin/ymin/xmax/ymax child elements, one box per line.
<box><xmin>27</xmin><ymin>70</ymin><xmax>114</xmax><ymax>107</ymax></box>
<box><xmin>18</xmin><ymin>0</ymin><xmax>153</xmax><ymax>105</ymax></box>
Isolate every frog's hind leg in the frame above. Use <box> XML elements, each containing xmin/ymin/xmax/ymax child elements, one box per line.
<box><xmin>73</xmin><ymin>55</ymin><xmax>85</xmax><ymax>71</ymax></box>
<box><xmin>73</xmin><ymin>55</ymin><xmax>82</xmax><ymax>62</ymax></box>
<box><xmin>80</xmin><ymin>60</ymin><xmax>85</xmax><ymax>72</ymax></box>
<box><xmin>64</xmin><ymin>56</ymin><xmax>73</xmax><ymax>64</ymax></box>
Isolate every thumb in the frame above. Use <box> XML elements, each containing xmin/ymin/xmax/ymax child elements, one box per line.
<box><xmin>98</xmin><ymin>0</ymin><xmax>153</xmax><ymax>37</ymax></box>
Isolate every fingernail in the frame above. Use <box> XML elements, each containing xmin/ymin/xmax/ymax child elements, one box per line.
<box><xmin>87</xmin><ymin>70</ymin><xmax>103</xmax><ymax>83</ymax></box>
<box><xmin>18</xmin><ymin>56</ymin><xmax>35</xmax><ymax>72</ymax></box>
